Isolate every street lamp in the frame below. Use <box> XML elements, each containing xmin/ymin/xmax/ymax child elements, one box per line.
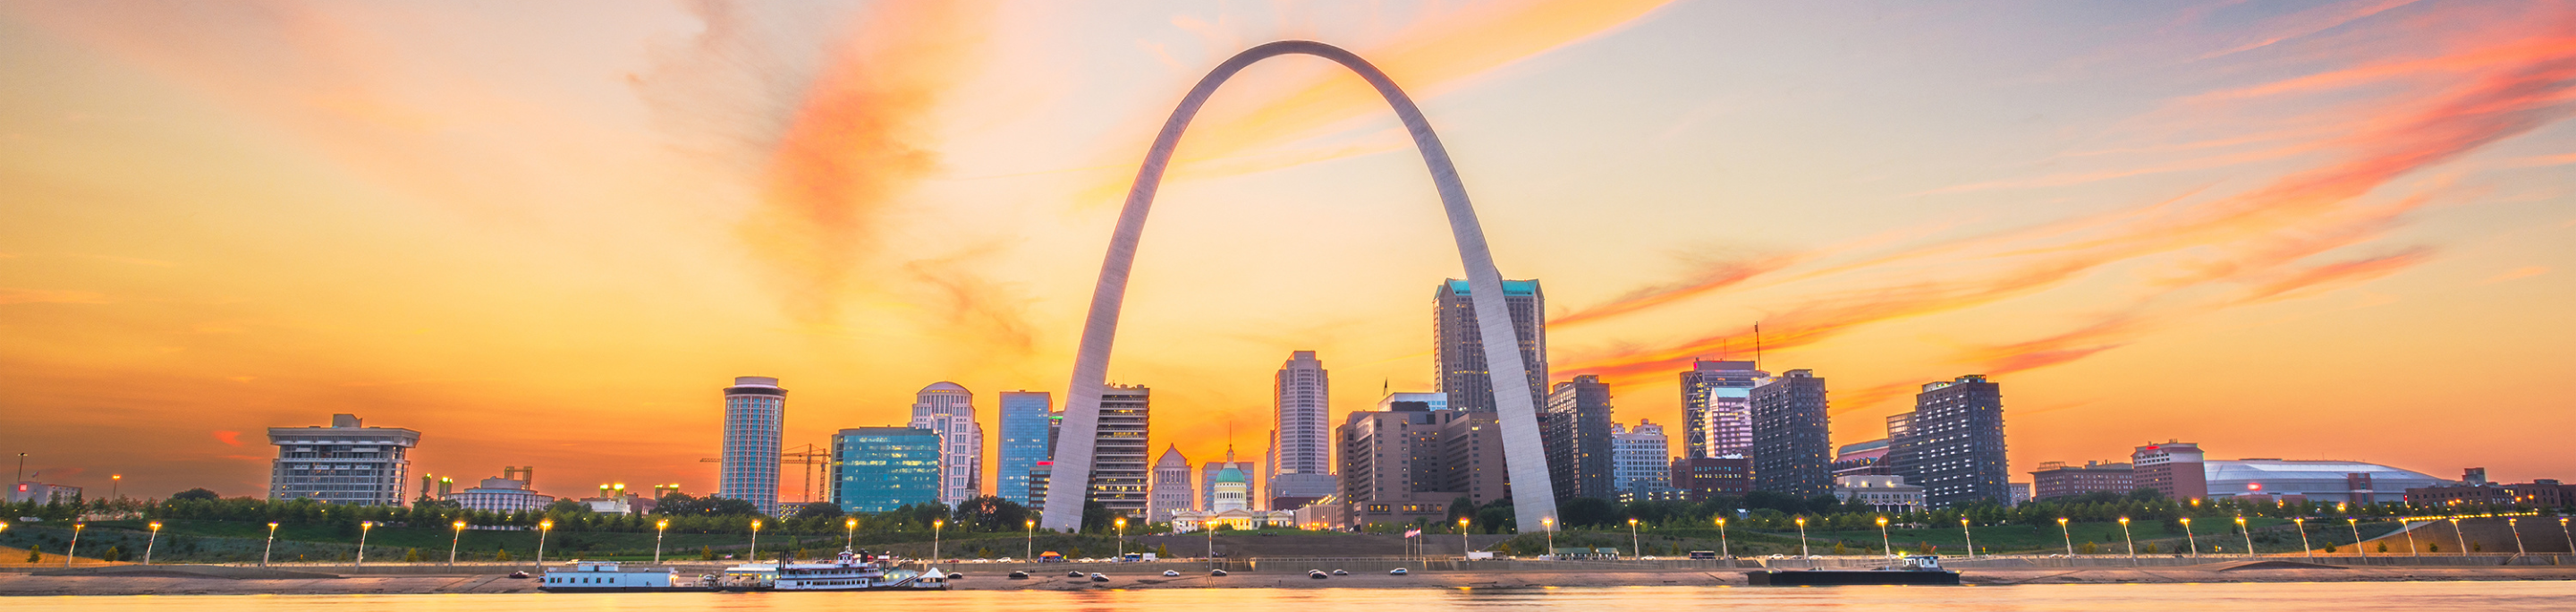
<box><xmin>1794</xmin><ymin>516</ymin><xmax>1809</xmax><ymax>559</ymax></box>
<box><xmin>537</xmin><ymin>519</ymin><xmax>554</xmax><ymax>566</ymax></box>
<box><xmin>1026</xmin><ymin>519</ymin><xmax>1037</xmax><ymax>560</ymax></box>
<box><xmin>2293</xmin><ymin>518</ymin><xmax>2311</xmax><ymax>558</ymax></box>
<box><xmin>2181</xmin><ymin>517</ymin><xmax>2198</xmax><ymax>558</ymax></box>
<box><xmin>845</xmin><ymin>517</ymin><xmax>860</xmax><ymax>551</ymax></box>
<box><xmin>2118</xmin><ymin>517</ymin><xmax>2135</xmax><ymax>562</ymax></box>
<box><xmin>2057</xmin><ymin>518</ymin><xmax>2073</xmax><ymax>557</ymax></box>
<box><xmin>2449</xmin><ymin>517</ymin><xmax>2467</xmax><ymax>557</ymax></box>
<box><xmin>750</xmin><ymin>519</ymin><xmax>764</xmax><ymax>561</ymax></box>
<box><xmin>1459</xmin><ymin>517</ymin><xmax>1471</xmax><ymax>559</ymax></box>
<box><xmin>2234</xmin><ymin>516</ymin><xmax>2252</xmax><ymax>557</ymax></box>
<box><xmin>942</xmin><ymin>518</ymin><xmax>953</xmax><ymax>561</ymax></box>
<box><xmin>358</xmin><ymin>521</ymin><xmax>373</xmax><ymax>566</ymax></box>
<box><xmin>1877</xmin><ymin>516</ymin><xmax>1893</xmax><ymax>557</ymax></box>
<box><xmin>110</xmin><ymin>475</ymin><xmax>121</xmax><ymax>502</ymax></box>
<box><xmin>2347</xmin><ymin>518</ymin><xmax>2362</xmax><ymax>557</ymax></box>
<box><xmin>654</xmin><ymin>519</ymin><xmax>670</xmax><ymax>564</ymax></box>
<box><xmin>263</xmin><ymin>522</ymin><xmax>280</xmax><ymax>566</ymax></box>
<box><xmin>2509</xmin><ymin>518</ymin><xmax>2527</xmax><ymax>557</ymax></box>
<box><xmin>1106</xmin><ymin>517</ymin><xmax>1117</xmax><ymax>560</ymax></box>
<box><xmin>144</xmin><ymin>522</ymin><xmax>162</xmax><ymax>565</ymax></box>
<box><xmin>1958</xmin><ymin>517</ymin><xmax>1974</xmax><ymax>559</ymax></box>
<box><xmin>449</xmin><ymin>520</ymin><xmax>467</xmax><ymax>565</ymax></box>
<box><xmin>1628</xmin><ymin>518</ymin><xmax>1642</xmax><ymax>559</ymax></box>
<box><xmin>1716</xmin><ymin>517</ymin><xmax>1732</xmax><ymax>558</ymax></box>
<box><xmin>1542</xmin><ymin>517</ymin><xmax>1556</xmax><ymax>559</ymax></box>
<box><xmin>66</xmin><ymin>523</ymin><xmax>86</xmax><ymax>568</ymax></box>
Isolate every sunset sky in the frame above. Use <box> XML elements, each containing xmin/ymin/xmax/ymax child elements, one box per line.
<box><xmin>4</xmin><ymin>1</ymin><xmax>2572</xmax><ymax>506</ymax></box>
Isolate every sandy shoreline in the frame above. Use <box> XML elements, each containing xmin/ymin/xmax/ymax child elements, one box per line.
<box><xmin>4</xmin><ymin>565</ymin><xmax>2572</xmax><ymax>596</ymax></box>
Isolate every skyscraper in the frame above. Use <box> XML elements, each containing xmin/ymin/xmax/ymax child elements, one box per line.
<box><xmin>830</xmin><ymin>427</ymin><xmax>941</xmax><ymax>514</ymax></box>
<box><xmin>1090</xmin><ymin>384</ymin><xmax>1152</xmax><ymax>516</ymax></box>
<box><xmin>267</xmin><ymin>413</ymin><xmax>419</xmax><ymax>506</ymax></box>
<box><xmin>1149</xmin><ymin>445</ymin><xmax>1194</xmax><ymax>520</ymax></box>
<box><xmin>1750</xmin><ymin>369</ymin><xmax>1832</xmax><ymax>497</ymax></box>
<box><xmin>720</xmin><ymin>377</ymin><xmax>785</xmax><ymax>515</ymax></box>
<box><xmin>911</xmin><ymin>382</ymin><xmax>984</xmax><ymax>506</ymax></box>
<box><xmin>1435</xmin><ymin>279</ymin><xmax>1546</xmax><ymax>413</ymax></box>
<box><xmin>1679</xmin><ymin>360</ymin><xmax>1765</xmax><ymax>459</ymax></box>
<box><xmin>1611</xmin><ymin>420</ymin><xmax>1670</xmax><ymax>497</ymax></box>
<box><xmin>1268</xmin><ymin>351</ymin><xmax>1337</xmax><ymax>503</ymax></box>
<box><xmin>1542</xmin><ymin>375</ymin><xmax>1615</xmax><ymax>501</ymax></box>
<box><xmin>996</xmin><ymin>391</ymin><xmax>1054</xmax><ymax>505</ymax></box>
<box><xmin>1889</xmin><ymin>375</ymin><xmax>2007</xmax><ymax>508</ymax></box>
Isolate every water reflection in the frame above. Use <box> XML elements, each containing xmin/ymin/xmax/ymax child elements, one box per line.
<box><xmin>11</xmin><ymin>582</ymin><xmax>2574</xmax><ymax>612</ymax></box>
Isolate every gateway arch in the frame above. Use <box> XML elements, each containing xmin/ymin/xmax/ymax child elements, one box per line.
<box><xmin>1041</xmin><ymin>40</ymin><xmax>1559</xmax><ymax>533</ymax></box>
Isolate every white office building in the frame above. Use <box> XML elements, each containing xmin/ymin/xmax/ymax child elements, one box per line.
<box><xmin>267</xmin><ymin>413</ymin><xmax>420</xmax><ymax>506</ymax></box>
<box><xmin>1611</xmin><ymin>419</ymin><xmax>1671</xmax><ymax>496</ymax></box>
<box><xmin>911</xmin><ymin>381</ymin><xmax>985</xmax><ymax>506</ymax></box>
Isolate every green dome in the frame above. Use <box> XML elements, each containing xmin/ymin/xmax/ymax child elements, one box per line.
<box><xmin>1214</xmin><ymin>466</ymin><xmax>1248</xmax><ymax>484</ymax></box>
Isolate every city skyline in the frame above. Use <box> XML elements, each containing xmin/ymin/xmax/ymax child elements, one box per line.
<box><xmin>4</xmin><ymin>1</ymin><xmax>2574</xmax><ymax>502</ymax></box>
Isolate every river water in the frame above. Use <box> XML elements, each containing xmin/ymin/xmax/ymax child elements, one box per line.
<box><xmin>7</xmin><ymin>582</ymin><xmax>2573</xmax><ymax>610</ymax></box>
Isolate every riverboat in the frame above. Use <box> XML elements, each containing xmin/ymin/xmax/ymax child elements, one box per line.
<box><xmin>1745</xmin><ymin>556</ymin><xmax>1962</xmax><ymax>586</ymax></box>
<box><xmin>715</xmin><ymin>550</ymin><xmax>946</xmax><ymax>591</ymax></box>
<box><xmin>538</xmin><ymin>561</ymin><xmax>708</xmax><ymax>592</ymax></box>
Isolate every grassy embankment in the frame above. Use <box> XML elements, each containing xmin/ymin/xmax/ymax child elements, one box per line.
<box><xmin>0</xmin><ymin>519</ymin><xmax>1140</xmax><ymax>564</ymax></box>
<box><xmin>1494</xmin><ymin>517</ymin><xmax>2407</xmax><ymax>557</ymax></box>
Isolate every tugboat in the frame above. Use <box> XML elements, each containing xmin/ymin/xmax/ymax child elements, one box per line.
<box><xmin>1746</xmin><ymin>556</ymin><xmax>1962</xmax><ymax>586</ymax></box>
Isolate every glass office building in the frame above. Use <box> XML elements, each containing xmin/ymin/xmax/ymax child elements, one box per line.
<box><xmin>832</xmin><ymin>427</ymin><xmax>942</xmax><ymax>514</ymax></box>
<box><xmin>719</xmin><ymin>377</ymin><xmax>785</xmax><ymax>515</ymax></box>
<box><xmin>996</xmin><ymin>391</ymin><xmax>1054</xmax><ymax>504</ymax></box>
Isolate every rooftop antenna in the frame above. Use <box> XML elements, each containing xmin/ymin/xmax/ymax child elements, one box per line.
<box><xmin>1754</xmin><ymin>321</ymin><xmax>1763</xmax><ymax>370</ymax></box>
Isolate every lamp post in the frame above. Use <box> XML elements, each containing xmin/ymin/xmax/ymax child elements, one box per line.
<box><xmin>110</xmin><ymin>475</ymin><xmax>121</xmax><ymax>502</ymax></box>
<box><xmin>654</xmin><ymin>519</ymin><xmax>669</xmax><ymax>564</ymax></box>
<box><xmin>1716</xmin><ymin>517</ymin><xmax>1731</xmax><ymax>558</ymax></box>
<box><xmin>144</xmin><ymin>521</ymin><xmax>163</xmax><ymax>565</ymax></box>
<box><xmin>943</xmin><ymin>518</ymin><xmax>953</xmax><ymax>561</ymax></box>
<box><xmin>750</xmin><ymin>519</ymin><xmax>764</xmax><ymax>561</ymax></box>
<box><xmin>2181</xmin><ymin>517</ymin><xmax>2197</xmax><ymax>558</ymax></box>
<box><xmin>845</xmin><ymin>517</ymin><xmax>860</xmax><ymax>551</ymax></box>
<box><xmin>1208</xmin><ymin>518</ymin><xmax>1217</xmax><ymax>560</ymax></box>
<box><xmin>2509</xmin><ymin>518</ymin><xmax>2527</xmax><ymax>557</ymax></box>
<box><xmin>1628</xmin><ymin>518</ymin><xmax>1642</xmax><ymax>559</ymax></box>
<box><xmin>2119</xmin><ymin>517</ymin><xmax>2135</xmax><ymax>562</ymax></box>
<box><xmin>2347</xmin><ymin>518</ymin><xmax>2362</xmax><ymax>557</ymax></box>
<box><xmin>66</xmin><ymin>523</ymin><xmax>86</xmax><ymax>568</ymax></box>
<box><xmin>2058</xmin><ymin>518</ymin><xmax>2073</xmax><ymax>557</ymax></box>
<box><xmin>537</xmin><ymin>519</ymin><xmax>554</xmax><ymax>566</ymax></box>
<box><xmin>358</xmin><ymin>521</ymin><xmax>373</xmax><ymax>566</ymax></box>
<box><xmin>1794</xmin><ymin>516</ymin><xmax>1809</xmax><ymax>559</ymax></box>
<box><xmin>1026</xmin><ymin>519</ymin><xmax>1037</xmax><ymax>560</ymax></box>
<box><xmin>263</xmin><ymin>522</ymin><xmax>279</xmax><ymax>566</ymax></box>
<box><xmin>2560</xmin><ymin>518</ymin><xmax>2572</xmax><ymax>560</ymax></box>
<box><xmin>2293</xmin><ymin>518</ymin><xmax>2311</xmax><ymax>558</ymax></box>
<box><xmin>2449</xmin><ymin>517</ymin><xmax>2468</xmax><ymax>557</ymax></box>
<box><xmin>2234</xmin><ymin>516</ymin><xmax>2252</xmax><ymax>557</ymax></box>
<box><xmin>1542</xmin><ymin>517</ymin><xmax>1556</xmax><ymax>559</ymax></box>
<box><xmin>1877</xmin><ymin>516</ymin><xmax>1893</xmax><ymax>557</ymax></box>
<box><xmin>1959</xmin><ymin>517</ymin><xmax>1974</xmax><ymax>559</ymax></box>
<box><xmin>449</xmin><ymin>520</ymin><xmax>466</xmax><ymax>565</ymax></box>
<box><xmin>1459</xmin><ymin>517</ymin><xmax>1471</xmax><ymax>559</ymax></box>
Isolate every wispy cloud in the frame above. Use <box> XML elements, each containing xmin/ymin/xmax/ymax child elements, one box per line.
<box><xmin>2481</xmin><ymin>265</ymin><xmax>2548</xmax><ymax>285</ymax></box>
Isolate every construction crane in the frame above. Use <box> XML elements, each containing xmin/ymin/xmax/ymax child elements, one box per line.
<box><xmin>699</xmin><ymin>443</ymin><xmax>834</xmax><ymax>505</ymax></box>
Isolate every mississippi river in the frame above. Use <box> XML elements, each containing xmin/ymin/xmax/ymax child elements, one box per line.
<box><xmin>9</xmin><ymin>582</ymin><xmax>2573</xmax><ymax>611</ymax></box>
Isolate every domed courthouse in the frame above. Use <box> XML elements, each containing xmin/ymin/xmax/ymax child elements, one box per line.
<box><xmin>1170</xmin><ymin>450</ymin><xmax>1295</xmax><ymax>532</ymax></box>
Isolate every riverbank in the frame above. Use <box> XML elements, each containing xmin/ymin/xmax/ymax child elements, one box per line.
<box><xmin>4</xmin><ymin>562</ymin><xmax>2573</xmax><ymax>596</ymax></box>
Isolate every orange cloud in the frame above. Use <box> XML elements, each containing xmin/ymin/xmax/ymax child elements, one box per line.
<box><xmin>0</xmin><ymin>288</ymin><xmax>111</xmax><ymax>305</ymax></box>
<box><xmin>1071</xmin><ymin>0</ymin><xmax>1676</xmax><ymax>203</ymax></box>
<box><xmin>738</xmin><ymin>2</ymin><xmax>995</xmax><ymax>324</ymax></box>
<box><xmin>213</xmin><ymin>430</ymin><xmax>242</xmax><ymax>446</ymax></box>
<box><xmin>2483</xmin><ymin>265</ymin><xmax>2549</xmax><ymax>284</ymax></box>
<box><xmin>1550</xmin><ymin>252</ymin><xmax>1804</xmax><ymax>327</ymax></box>
<box><xmin>1561</xmin><ymin>22</ymin><xmax>2575</xmax><ymax>386</ymax></box>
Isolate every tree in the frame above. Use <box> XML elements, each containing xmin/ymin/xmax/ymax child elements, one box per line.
<box><xmin>700</xmin><ymin>546</ymin><xmax>717</xmax><ymax>561</ymax></box>
<box><xmin>952</xmin><ymin>497</ymin><xmax>1025</xmax><ymax>531</ymax></box>
<box><xmin>1446</xmin><ymin>496</ymin><xmax>1479</xmax><ymax>523</ymax></box>
<box><xmin>1560</xmin><ymin>497</ymin><xmax>1619</xmax><ymax>528</ymax></box>
<box><xmin>170</xmin><ymin>488</ymin><xmax>221</xmax><ymax>502</ymax></box>
<box><xmin>1079</xmin><ymin>501</ymin><xmax>1116</xmax><ymax>532</ymax></box>
<box><xmin>404</xmin><ymin>548</ymin><xmax>424</xmax><ymax>562</ymax></box>
<box><xmin>101</xmin><ymin>546</ymin><xmax>124</xmax><ymax>562</ymax></box>
<box><xmin>545</xmin><ymin>499</ymin><xmax>593</xmax><ymax>515</ymax></box>
<box><xmin>2377</xmin><ymin>541</ymin><xmax>2389</xmax><ymax>553</ymax></box>
<box><xmin>2080</xmin><ymin>541</ymin><xmax>2099</xmax><ymax>555</ymax></box>
<box><xmin>496</xmin><ymin>547</ymin><xmax>513</xmax><ymax>562</ymax></box>
<box><xmin>26</xmin><ymin>544</ymin><xmax>40</xmax><ymax>563</ymax></box>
